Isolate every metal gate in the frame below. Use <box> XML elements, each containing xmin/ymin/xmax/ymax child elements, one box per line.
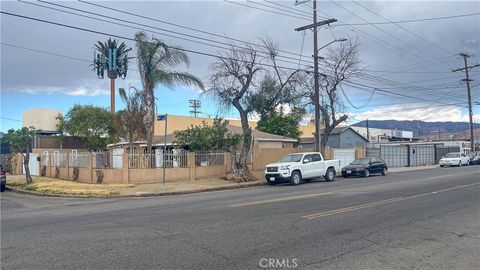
<box><xmin>333</xmin><ymin>148</ymin><xmax>356</xmax><ymax>169</ymax></box>
<box><xmin>380</xmin><ymin>145</ymin><xmax>408</xmax><ymax>167</ymax></box>
<box><xmin>410</xmin><ymin>145</ymin><xmax>435</xmax><ymax>166</ymax></box>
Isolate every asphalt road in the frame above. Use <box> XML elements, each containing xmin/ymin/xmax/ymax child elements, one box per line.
<box><xmin>1</xmin><ymin>166</ymin><xmax>479</xmax><ymax>270</ymax></box>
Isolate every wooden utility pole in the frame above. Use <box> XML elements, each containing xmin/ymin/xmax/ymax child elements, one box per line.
<box><xmin>453</xmin><ymin>53</ymin><xmax>479</xmax><ymax>151</ymax></box>
<box><xmin>294</xmin><ymin>1</ymin><xmax>336</xmax><ymax>152</ymax></box>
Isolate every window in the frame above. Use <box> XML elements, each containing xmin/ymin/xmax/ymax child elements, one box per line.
<box><xmin>311</xmin><ymin>154</ymin><xmax>321</xmax><ymax>162</ymax></box>
<box><xmin>303</xmin><ymin>154</ymin><xmax>313</xmax><ymax>162</ymax></box>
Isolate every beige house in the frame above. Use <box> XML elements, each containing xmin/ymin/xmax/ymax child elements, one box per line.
<box><xmin>111</xmin><ymin>116</ymin><xmax>297</xmax><ymax>152</ymax></box>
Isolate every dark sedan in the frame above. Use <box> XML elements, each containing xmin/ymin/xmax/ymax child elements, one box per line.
<box><xmin>341</xmin><ymin>157</ymin><xmax>388</xmax><ymax>178</ymax></box>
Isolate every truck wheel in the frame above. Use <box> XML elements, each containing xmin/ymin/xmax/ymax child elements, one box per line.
<box><xmin>363</xmin><ymin>169</ymin><xmax>370</xmax><ymax>178</ymax></box>
<box><xmin>290</xmin><ymin>171</ymin><xmax>302</xmax><ymax>185</ymax></box>
<box><xmin>325</xmin><ymin>168</ymin><xmax>335</xmax><ymax>182</ymax></box>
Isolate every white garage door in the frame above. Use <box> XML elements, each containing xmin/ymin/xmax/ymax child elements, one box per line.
<box><xmin>333</xmin><ymin>148</ymin><xmax>356</xmax><ymax>170</ymax></box>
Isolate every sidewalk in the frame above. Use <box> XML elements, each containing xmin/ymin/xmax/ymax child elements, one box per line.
<box><xmin>6</xmin><ymin>175</ymin><xmax>264</xmax><ymax>197</ymax></box>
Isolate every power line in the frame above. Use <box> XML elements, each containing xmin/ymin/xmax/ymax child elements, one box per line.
<box><xmin>337</xmin><ymin>12</ymin><xmax>480</xmax><ymax>26</ymax></box>
<box><xmin>26</xmin><ymin>1</ymin><xmax>311</xmax><ymax>68</ymax></box>
<box><xmin>0</xmin><ymin>116</ymin><xmax>23</xmax><ymax>122</ymax></box>
<box><xmin>2</xmin><ymin>10</ymin><xmax>472</xmax><ymax>109</ymax></box>
<box><xmin>329</xmin><ymin>0</ymin><xmax>451</xmax><ymax>68</ymax></box>
<box><xmin>76</xmin><ymin>0</ymin><xmax>315</xmax><ymax>61</ymax></box>
<box><xmin>78</xmin><ymin>0</ymin><xmax>464</xmax><ymax>80</ymax></box>
<box><xmin>224</xmin><ymin>0</ymin><xmax>310</xmax><ymax>21</ymax></box>
<box><xmin>351</xmin><ymin>0</ymin><xmax>454</xmax><ymax>55</ymax></box>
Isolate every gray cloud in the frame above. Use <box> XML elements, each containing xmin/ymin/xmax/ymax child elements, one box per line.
<box><xmin>1</xmin><ymin>0</ymin><xmax>479</xmax><ymax>117</ymax></box>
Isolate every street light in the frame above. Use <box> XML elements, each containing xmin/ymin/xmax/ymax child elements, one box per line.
<box><xmin>317</xmin><ymin>38</ymin><xmax>348</xmax><ymax>52</ymax></box>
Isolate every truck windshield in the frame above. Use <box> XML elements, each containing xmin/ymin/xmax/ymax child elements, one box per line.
<box><xmin>279</xmin><ymin>154</ymin><xmax>303</xmax><ymax>162</ymax></box>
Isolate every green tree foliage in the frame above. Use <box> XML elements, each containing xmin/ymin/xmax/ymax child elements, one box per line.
<box><xmin>173</xmin><ymin>118</ymin><xmax>242</xmax><ymax>151</ymax></box>
<box><xmin>4</xmin><ymin>127</ymin><xmax>37</xmax><ymax>184</ymax></box>
<box><xmin>256</xmin><ymin>107</ymin><xmax>305</xmax><ymax>142</ymax></box>
<box><xmin>134</xmin><ymin>31</ymin><xmax>205</xmax><ymax>155</ymax></box>
<box><xmin>57</xmin><ymin>105</ymin><xmax>118</xmax><ymax>151</ymax></box>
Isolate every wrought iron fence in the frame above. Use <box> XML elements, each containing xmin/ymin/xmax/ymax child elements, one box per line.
<box><xmin>69</xmin><ymin>153</ymin><xmax>89</xmax><ymax>168</ymax></box>
<box><xmin>93</xmin><ymin>151</ymin><xmax>111</xmax><ymax>168</ymax></box>
<box><xmin>52</xmin><ymin>152</ymin><xmax>67</xmax><ymax>167</ymax></box>
<box><xmin>195</xmin><ymin>150</ymin><xmax>225</xmax><ymax>166</ymax></box>
<box><xmin>129</xmin><ymin>150</ymin><xmax>188</xmax><ymax>169</ymax></box>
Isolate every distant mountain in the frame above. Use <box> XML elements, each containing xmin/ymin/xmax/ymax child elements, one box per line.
<box><xmin>351</xmin><ymin>120</ymin><xmax>480</xmax><ymax>137</ymax></box>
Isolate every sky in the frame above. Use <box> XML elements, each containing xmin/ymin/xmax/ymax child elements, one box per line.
<box><xmin>1</xmin><ymin>0</ymin><xmax>480</xmax><ymax>132</ymax></box>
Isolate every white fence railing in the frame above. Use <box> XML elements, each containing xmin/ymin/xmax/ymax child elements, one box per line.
<box><xmin>195</xmin><ymin>151</ymin><xmax>225</xmax><ymax>166</ymax></box>
<box><xmin>129</xmin><ymin>150</ymin><xmax>189</xmax><ymax>169</ymax></box>
<box><xmin>69</xmin><ymin>153</ymin><xmax>89</xmax><ymax>168</ymax></box>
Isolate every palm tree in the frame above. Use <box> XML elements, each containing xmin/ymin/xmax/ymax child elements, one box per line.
<box><xmin>134</xmin><ymin>32</ymin><xmax>205</xmax><ymax>155</ymax></box>
<box><xmin>94</xmin><ymin>38</ymin><xmax>131</xmax><ymax>113</ymax></box>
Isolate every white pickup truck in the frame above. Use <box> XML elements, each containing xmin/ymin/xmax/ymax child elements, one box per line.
<box><xmin>264</xmin><ymin>152</ymin><xmax>341</xmax><ymax>185</ymax></box>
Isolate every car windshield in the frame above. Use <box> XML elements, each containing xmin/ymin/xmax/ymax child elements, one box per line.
<box><xmin>279</xmin><ymin>154</ymin><xmax>303</xmax><ymax>163</ymax></box>
<box><xmin>445</xmin><ymin>153</ymin><xmax>460</xmax><ymax>158</ymax></box>
<box><xmin>350</xmin><ymin>158</ymin><xmax>371</xmax><ymax>165</ymax></box>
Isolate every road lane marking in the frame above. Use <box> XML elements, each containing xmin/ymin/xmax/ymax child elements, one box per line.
<box><xmin>303</xmin><ymin>182</ymin><xmax>480</xmax><ymax>220</ymax></box>
<box><xmin>229</xmin><ymin>192</ymin><xmax>334</xmax><ymax>207</ymax></box>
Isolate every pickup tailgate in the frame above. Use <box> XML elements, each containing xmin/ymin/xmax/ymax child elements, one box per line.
<box><xmin>324</xmin><ymin>159</ymin><xmax>341</xmax><ymax>171</ymax></box>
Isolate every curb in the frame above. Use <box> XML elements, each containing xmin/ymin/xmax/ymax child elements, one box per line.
<box><xmin>5</xmin><ymin>181</ymin><xmax>267</xmax><ymax>199</ymax></box>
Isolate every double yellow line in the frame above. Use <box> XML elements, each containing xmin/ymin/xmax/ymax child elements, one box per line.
<box><xmin>303</xmin><ymin>182</ymin><xmax>480</xmax><ymax>220</ymax></box>
<box><xmin>230</xmin><ymin>191</ymin><xmax>334</xmax><ymax>207</ymax></box>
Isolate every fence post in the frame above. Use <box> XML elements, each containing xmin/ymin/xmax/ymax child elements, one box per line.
<box><xmin>66</xmin><ymin>152</ymin><xmax>70</xmax><ymax>180</ymax></box>
<box><xmin>225</xmin><ymin>152</ymin><xmax>230</xmax><ymax>175</ymax></box>
<box><xmin>122</xmin><ymin>152</ymin><xmax>129</xmax><ymax>184</ymax></box>
<box><xmin>88</xmin><ymin>153</ymin><xmax>94</xmax><ymax>183</ymax></box>
<box><xmin>188</xmin><ymin>152</ymin><xmax>196</xmax><ymax>181</ymax></box>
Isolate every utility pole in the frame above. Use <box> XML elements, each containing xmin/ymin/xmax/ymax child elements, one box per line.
<box><xmin>366</xmin><ymin>119</ymin><xmax>370</xmax><ymax>142</ymax></box>
<box><xmin>189</xmin><ymin>99</ymin><xmax>201</xmax><ymax>118</ymax></box>
<box><xmin>453</xmin><ymin>53</ymin><xmax>479</xmax><ymax>151</ymax></box>
<box><xmin>295</xmin><ymin>0</ymin><xmax>336</xmax><ymax>152</ymax></box>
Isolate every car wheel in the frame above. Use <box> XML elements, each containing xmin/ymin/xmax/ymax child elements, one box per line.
<box><xmin>458</xmin><ymin>161</ymin><xmax>462</xmax><ymax>167</ymax></box>
<box><xmin>363</xmin><ymin>169</ymin><xmax>370</xmax><ymax>178</ymax></box>
<box><xmin>440</xmin><ymin>165</ymin><xmax>444</xmax><ymax>167</ymax></box>
<box><xmin>342</xmin><ymin>173</ymin><xmax>348</xmax><ymax>178</ymax></box>
<box><xmin>267</xmin><ymin>181</ymin><xmax>276</xmax><ymax>186</ymax></box>
<box><xmin>0</xmin><ymin>183</ymin><xmax>5</xmax><ymax>192</ymax></box>
<box><xmin>290</xmin><ymin>171</ymin><xmax>302</xmax><ymax>185</ymax></box>
<box><xmin>381</xmin><ymin>167</ymin><xmax>388</xmax><ymax>176</ymax></box>
<box><xmin>325</xmin><ymin>168</ymin><xmax>335</xmax><ymax>182</ymax></box>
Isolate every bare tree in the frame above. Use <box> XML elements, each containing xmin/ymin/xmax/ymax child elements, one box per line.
<box><xmin>208</xmin><ymin>43</ymin><xmax>262</xmax><ymax>181</ymax></box>
<box><xmin>117</xmin><ymin>87</ymin><xmax>147</xmax><ymax>152</ymax></box>
<box><xmin>302</xmin><ymin>39</ymin><xmax>361</xmax><ymax>154</ymax></box>
<box><xmin>208</xmin><ymin>38</ymin><xmax>304</xmax><ymax>181</ymax></box>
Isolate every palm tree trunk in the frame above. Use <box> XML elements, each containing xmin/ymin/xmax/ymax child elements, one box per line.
<box><xmin>144</xmin><ymin>86</ymin><xmax>154</xmax><ymax>167</ymax></box>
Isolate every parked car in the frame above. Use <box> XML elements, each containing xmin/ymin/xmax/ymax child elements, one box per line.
<box><xmin>468</xmin><ymin>151</ymin><xmax>480</xmax><ymax>165</ymax></box>
<box><xmin>1</xmin><ymin>164</ymin><xmax>6</xmax><ymax>192</ymax></box>
<box><xmin>264</xmin><ymin>152</ymin><xmax>341</xmax><ymax>185</ymax></box>
<box><xmin>341</xmin><ymin>157</ymin><xmax>388</xmax><ymax>178</ymax></box>
<box><xmin>439</xmin><ymin>152</ymin><xmax>470</xmax><ymax>167</ymax></box>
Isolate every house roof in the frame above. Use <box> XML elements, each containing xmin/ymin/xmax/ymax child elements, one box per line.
<box><xmin>299</xmin><ymin>126</ymin><xmax>368</xmax><ymax>143</ymax></box>
<box><xmin>140</xmin><ymin>125</ymin><xmax>297</xmax><ymax>147</ymax></box>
